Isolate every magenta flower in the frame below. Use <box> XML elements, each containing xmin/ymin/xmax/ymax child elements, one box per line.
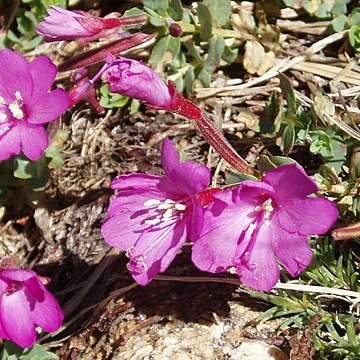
<box><xmin>36</xmin><ymin>6</ymin><xmax>147</xmax><ymax>42</ymax></box>
<box><xmin>104</xmin><ymin>56</ymin><xmax>253</xmax><ymax>174</ymax></box>
<box><xmin>0</xmin><ymin>268</ymin><xmax>63</xmax><ymax>348</ymax></box>
<box><xmin>0</xmin><ymin>50</ymin><xmax>68</xmax><ymax>161</ymax></box>
<box><xmin>104</xmin><ymin>56</ymin><xmax>173</xmax><ymax>109</ymax></box>
<box><xmin>101</xmin><ymin>138</ymin><xmax>215</xmax><ymax>285</ymax></box>
<box><xmin>192</xmin><ymin>164</ymin><xmax>339</xmax><ymax>292</ymax></box>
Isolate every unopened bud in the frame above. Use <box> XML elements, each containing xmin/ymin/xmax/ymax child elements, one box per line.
<box><xmin>68</xmin><ymin>78</ymin><xmax>92</xmax><ymax>107</ymax></box>
<box><xmin>169</xmin><ymin>23</ymin><xmax>183</xmax><ymax>37</ymax></box>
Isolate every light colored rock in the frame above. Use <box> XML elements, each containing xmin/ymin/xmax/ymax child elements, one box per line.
<box><xmin>229</xmin><ymin>340</ymin><xmax>288</xmax><ymax>360</ymax></box>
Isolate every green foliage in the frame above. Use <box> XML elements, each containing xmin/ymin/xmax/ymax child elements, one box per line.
<box><xmin>99</xmin><ymin>84</ymin><xmax>129</xmax><ymax>109</ymax></box>
<box><xmin>246</xmin><ymin>238</ymin><xmax>360</xmax><ymax>358</ymax></box>
<box><xmin>1</xmin><ymin>342</ymin><xmax>58</xmax><ymax>360</ymax></box>
<box><xmin>0</xmin><ymin>132</ymin><xmax>67</xmax><ymax>216</ymax></box>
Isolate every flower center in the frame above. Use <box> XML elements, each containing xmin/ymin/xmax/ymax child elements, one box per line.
<box><xmin>8</xmin><ymin>91</ymin><xmax>25</xmax><ymax>120</ymax></box>
<box><xmin>255</xmin><ymin>198</ymin><xmax>274</xmax><ymax>221</ymax></box>
<box><xmin>143</xmin><ymin>198</ymin><xmax>187</xmax><ymax>225</ymax></box>
<box><xmin>0</xmin><ymin>91</ymin><xmax>26</xmax><ymax>123</ymax></box>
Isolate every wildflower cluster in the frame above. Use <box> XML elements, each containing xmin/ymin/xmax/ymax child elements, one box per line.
<box><xmin>0</xmin><ymin>3</ymin><xmax>345</xmax><ymax>354</ymax></box>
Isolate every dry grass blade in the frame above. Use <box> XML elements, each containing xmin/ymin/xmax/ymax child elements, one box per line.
<box><xmin>196</xmin><ymin>31</ymin><xmax>348</xmax><ymax>99</ymax></box>
<box><xmin>323</xmin><ymin>112</ymin><xmax>360</xmax><ymax>142</ymax></box>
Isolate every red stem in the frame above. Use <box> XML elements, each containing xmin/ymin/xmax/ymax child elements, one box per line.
<box><xmin>58</xmin><ymin>33</ymin><xmax>154</xmax><ymax>72</ymax></box>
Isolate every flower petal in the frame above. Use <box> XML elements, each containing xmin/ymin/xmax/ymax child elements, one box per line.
<box><xmin>273</xmin><ymin>218</ymin><xmax>312</xmax><ymax>277</ymax></box>
<box><xmin>101</xmin><ymin>188</ymin><xmax>173</xmax><ymax>249</ymax></box>
<box><xmin>29</xmin><ymin>56</ymin><xmax>57</xmax><ymax>98</ymax></box>
<box><xmin>278</xmin><ymin>197</ymin><xmax>338</xmax><ymax>235</ymax></box>
<box><xmin>164</xmin><ymin>161</ymin><xmax>211</xmax><ymax>196</ymax></box>
<box><xmin>263</xmin><ymin>163</ymin><xmax>318</xmax><ymax>200</ymax></box>
<box><xmin>1</xmin><ymin>290</ymin><xmax>36</xmax><ymax>348</ymax></box>
<box><xmin>236</xmin><ymin>222</ymin><xmax>280</xmax><ymax>292</ymax></box>
<box><xmin>0</xmin><ymin>318</ymin><xmax>9</xmax><ymax>341</ymax></box>
<box><xmin>0</xmin><ymin>269</ymin><xmax>36</xmax><ymax>282</ymax></box>
<box><xmin>161</xmin><ymin>137</ymin><xmax>180</xmax><ymax>175</ymax></box>
<box><xmin>191</xmin><ymin>189</ymin><xmax>255</xmax><ymax>273</ymax></box>
<box><xmin>130</xmin><ymin>220</ymin><xmax>187</xmax><ymax>285</ymax></box>
<box><xmin>27</xmin><ymin>282</ymin><xmax>63</xmax><ymax>332</ymax></box>
<box><xmin>0</xmin><ymin>50</ymin><xmax>33</xmax><ymax>103</ymax></box>
<box><xmin>0</xmin><ymin>126</ymin><xmax>21</xmax><ymax>160</ymax></box>
<box><xmin>110</xmin><ymin>173</ymin><xmax>161</xmax><ymax>190</ymax></box>
<box><xmin>28</xmin><ymin>88</ymin><xmax>69</xmax><ymax>124</ymax></box>
<box><xmin>19</xmin><ymin>123</ymin><xmax>49</xmax><ymax>161</ymax></box>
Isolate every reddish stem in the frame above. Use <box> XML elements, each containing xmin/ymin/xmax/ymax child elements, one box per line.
<box><xmin>58</xmin><ymin>33</ymin><xmax>154</xmax><ymax>72</ymax></box>
<box><xmin>168</xmin><ymin>81</ymin><xmax>254</xmax><ymax>175</ymax></box>
<box><xmin>332</xmin><ymin>222</ymin><xmax>360</xmax><ymax>240</ymax></box>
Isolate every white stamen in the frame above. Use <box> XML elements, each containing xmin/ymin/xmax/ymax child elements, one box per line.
<box><xmin>158</xmin><ymin>203</ymin><xmax>173</xmax><ymax>210</ymax></box>
<box><xmin>0</xmin><ymin>113</ymin><xmax>7</xmax><ymax>123</ymax></box>
<box><xmin>144</xmin><ymin>199</ymin><xmax>161</xmax><ymax>207</ymax></box>
<box><xmin>9</xmin><ymin>102</ymin><xmax>24</xmax><ymax>120</ymax></box>
<box><xmin>15</xmin><ymin>91</ymin><xmax>22</xmax><ymax>101</ymax></box>
<box><xmin>255</xmin><ymin>198</ymin><xmax>274</xmax><ymax>221</ymax></box>
<box><xmin>175</xmin><ymin>203</ymin><xmax>186</xmax><ymax>211</ymax></box>
<box><xmin>162</xmin><ymin>208</ymin><xmax>174</xmax><ymax>220</ymax></box>
<box><xmin>164</xmin><ymin>199</ymin><xmax>175</xmax><ymax>204</ymax></box>
<box><xmin>0</xmin><ymin>96</ymin><xmax>5</xmax><ymax>105</ymax></box>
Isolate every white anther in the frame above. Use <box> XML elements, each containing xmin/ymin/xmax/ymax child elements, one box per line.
<box><xmin>175</xmin><ymin>203</ymin><xmax>186</xmax><ymax>211</ymax></box>
<box><xmin>0</xmin><ymin>96</ymin><xmax>5</xmax><ymax>105</ymax></box>
<box><xmin>162</xmin><ymin>208</ymin><xmax>174</xmax><ymax>220</ymax></box>
<box><xmin>0</xmin><ymin>113</ymin><xmax>7</xmax><ymax>123</ymax></box>
<box><xmin>15</xmin><ymin>91</ymin><xmax>22</xmax><ymax>101</ymax></box>
<box><xmin>144</xmin><ymin>199</ymin><xmax>161</xmax><ymax>207</ymax></box>
<box><xmin>9</xmin><ymin>102</ymin><xmax>24</xmax><ymax>120</ymax></box>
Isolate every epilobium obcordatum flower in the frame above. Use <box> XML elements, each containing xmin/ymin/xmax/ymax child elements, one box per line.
<box><xmin>36</xmin><ymin>6</ymin><xmax>147</xmax><ymax>42</ymax></box>
<box><xmin>0</xmin><ymin>50</ymin><xmax>68</xmax><ymax>161</ymax></box>
<box><xmin>0</xmin><ymin>267</ymin><xmax>63</xmax><ymax>348</ymax></box>
<box><xmin>104</xmin><ymin>56</ymin><xmax>253</xmax><ymax>174</ymax></box>
<box><xmin>101</xmin><ymin>138</ymin><xmax>218</xmax><ymax>285</ymax></box>
<box><xmin>192</xmin><ymin>164</ymin><xmax>339</xmax><ymax>292</ymax></box>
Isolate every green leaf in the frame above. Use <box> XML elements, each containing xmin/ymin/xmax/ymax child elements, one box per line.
<box><xmin>257</xmin><ymin>154</ymin><xmax>297</xmax><ymax>173</ymax></box>
<box><xmin>13</xmin><ymin>155</ymin><xmax>47</xmax><ymax>180</ymax></box>
<box><xmin>331</xmin><ymin>2</ymin><xmax>347</xmax><ymax>17</ymax></box>
<box><xmin>198</xmin><ymin>68</ymin><xmax>211</xmax><ymax>87</ymax></box>
<box><xmin>144</xmin><ymin>0</ymin><xmax>169</xmax><ymax>15</ymax></box>
<box><xmin>279</xmin><ymin>73</ymin><xmax>296</xmax><ymax>113</ymax></box>
<box><xmin>221</xmin><ymin>45</ymin><xmax>238</xmax><ymax>64</ymax></box>
<box><xmin>204</xmin><ymin>35</ymin><xmax>225</xmax><ymax>73</ymax></box>
<box><xmin>185</xmin><ymin>65</ymin><xmax>195</xmax><ymax>94</ymax></box>
<box><xmin>349</xmin><ymin>24</ymin><xmax>360</xmax><ymax>52</ymax></box>
<box><xmin>130</xmin><ymin>99</ymin><xmax>141</xmax><ymax>115</ymax></box>
<box><xmin>149</xmin><ymin>35</ymin><xmax>180</xmax><ymax>69</ymax></box>
<box><xmin>281</xmin><ymin>124</ymin><xmax>295</xmax><ymax>155</ymax></box>
<box><xmin>2</xmin><ymin>342</ymin><xmax>59</xmax><ymax>360</ymax></box>
<box><xmin>99</xmin><ymin>84</ymin><xmax>129</xmax><ymax>109</ymax></box>
<box><xmin>203</xmin><ymin>0</ymin><xmax>231</xmax><ymax>27</ymax></box>
<box><xmin>146</xmin><ymin>7</ymin><xmax>167</xmax><ymax>27</ymax></box>
<box><xmin>197</xmin><ymin>3</ymin><xmax>212</xmax><ymax>41</ymax></box>
<box><xmin>168</xmin><ymin>0</ymin><xmax>183</xmax><ymax>21</ymax></box>
<box><xmin>183</xmin><ymin>39</ymin><xmax>202</xmax><ymax>63</ymax></box>
<box><xmin>314</xmin><ymin>3</ymin><xmax>333</xmax><ymax>19</ymax></box>
<box><xmin>41</xmin><ymin>0</ymin><xmax>67</xmax><ymax>9</ymax></box>
<box><xmin>349</xmin><ymin>8</ymin><xmax>360</xmax><ymax>26</ymax></box>
<box><xmin>331</xmin><ymin>14</ymin><xmax>348</xmax><ymax>33</ymax></box>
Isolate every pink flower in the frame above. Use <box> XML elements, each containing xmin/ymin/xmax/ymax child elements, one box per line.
<box><xmin>36</xmin><ymin>6</ymin><xmax>147</xmax><ymax>42</ymax></box>
<box><xmin>104</xmin><ymin>56</ymin><xmax>173</xmax><ymax>109</ymax></box>
<box><xmin>0</xmin><ymin>268</ymin><xmax>63</xmax><ymax>348</ymax></box>
<box><xmin>0</xmin><ymin>50</ymin><xmax>68</xmax><ymax>161</ymax></box>
<box><xmin>104</xmin><ymin>56</ymin><xmax>253</xmax><ymax>174</ymax></box>
<box><xmin>101</xmin><ymin>138</ymin><xmax>216</xmax><ymax>285</ymax></box>
<box><xmin>192</xmin><ymin>164</ymin><xmax>339</xmax><ymax>292</ymax></box>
